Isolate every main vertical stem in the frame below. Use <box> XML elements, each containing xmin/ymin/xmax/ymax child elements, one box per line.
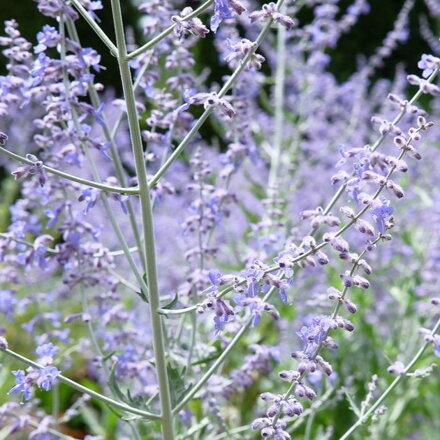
<box><xmin>109</xmin><ymin>2</ymin><xmax>175</xmax><ymax>438</ymax></box>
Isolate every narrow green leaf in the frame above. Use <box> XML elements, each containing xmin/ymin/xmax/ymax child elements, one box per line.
<box><xmin>107</xmin><ymin>362</ymin><xmax>128</xmax><ymax>403</ymax></box>
<box><xmin>167</xmin><ymin>365</ymin><xmax>193</xmax><ymax>407</ymax></box>
<box><xmin>102</xmin><ymin>350</ymin><xmax>117</xmax><ymax>362</ymax></box>
<box><xmin>161</xmin><ymin>291</ymin><xmax>179</xmax><ymax>310</ymax></box>
<box><xmin>135</xmin><ymin>273</ymin><xmax>149</xmax><ymax>302</ymax></box>
<box><xmin>341</xmin><ymin>387</ymin><xmax>361</xmax><ymax>418</ymax></box>
<box><xmin>126</xmin><ymin>389</ymin><xmax>153</xmax><ymax>411</ymax></box>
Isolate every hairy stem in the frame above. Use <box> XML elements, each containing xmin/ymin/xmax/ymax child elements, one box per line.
<box><xmin>1</xmin><ymin>346</ymin><xmax>160</xmax><ymax>419</ymax></box>
<box><xmin>109</xmin><ymin>1</ymin><xmax>175</xmax><ymax>438</ymax></box>
<box><xmin>69</xmin><ymin>0</ymin><xmax>118</xmax><ymax>56</ymax></box>
<box><xmin>0</xmin><ymin>146</ymin><xmax>138</xmax><ymax>195</ymax></box>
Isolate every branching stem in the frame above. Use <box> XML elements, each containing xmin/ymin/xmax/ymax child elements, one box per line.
<box><xmin>109</xmin><ymin>1</ymin><xmax>175</xmax><ymax>438</ymax></box>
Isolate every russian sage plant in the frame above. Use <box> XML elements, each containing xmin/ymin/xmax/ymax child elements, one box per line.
<box><xmin>0</xmin><ymin>0</ymin><xmax>439</xmax><ymax>439</ymax></box>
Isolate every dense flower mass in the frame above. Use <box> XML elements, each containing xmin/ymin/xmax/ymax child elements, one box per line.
<box><xmin>0</xmin><ymin>0</ymin><xmax>439</xmax><ymax>439</ymax></box>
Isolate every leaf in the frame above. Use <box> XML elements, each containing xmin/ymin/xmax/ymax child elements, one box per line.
<box><xmin>126</xmin><ymin>388</ymin><xmax>153</xmax><ymax>411</ymax></box>
<box><xmin>167</xmin><ymin>365</ymin><xmax>193</xmax><ymax>407</ymax></box>
<box><xmin>104</xmin><ymin>402</ymin><xmax>123</xmax><ymax>419</ymax></box>
<box><xmin>135</xmin><ymin>273</ymin><xmax>149</xmax><ymax>303</ymax></box>
<box><xmin>341</xmin><ymin>387</ymin><xmax>361</xmax><ymax>418</ymax></box>
<box><xmin>191</xmin><ymin>354</ymin><xmax>221</xmax><ymax>366</ymax></box>
<box><xmin>135</xmin><ymin>289</ymin><xmax>149</xmax><ymax>302</ymax></box>
<box><xmin>161</xmin><ymin>291</ymin><xmax>179</xmax><ymax>310</ymax></box>
<box><xmin>191</xmin><ymin>344</ymin><xmax>222</xmax><ymax>366</ymax></box>
<box><xmin>121</xmin><ymin>413</ymin><xmax>149</xmax><ymax>422</ymax></box>
<box><xmin>108</xmin><ymin>363</ymin><xmax>154</xmax><ymax>412</ymax></box>
<box><xmin>107</xmin><ymin>362</ymin><xmax>128</xmax><ymax>404</ymax></box>
<box><xmin>102</xmin><ymin>350</ymin><xmax>116</xmax><ymax>362</ymax></box>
